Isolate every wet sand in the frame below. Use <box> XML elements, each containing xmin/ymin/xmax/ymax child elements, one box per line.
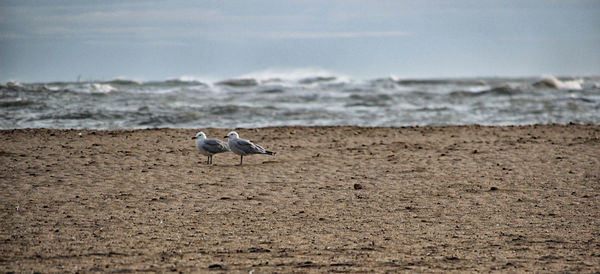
<box><xmin>1</xmin><ymin>125</ymin><xmax>599</xmax><ymax>272</ymax></box>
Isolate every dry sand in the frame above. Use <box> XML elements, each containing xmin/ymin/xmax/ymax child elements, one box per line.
<box><xmin>1</xmin><ymin>125</ymin><xmax>599</xmax><ymax>272</ymax></box>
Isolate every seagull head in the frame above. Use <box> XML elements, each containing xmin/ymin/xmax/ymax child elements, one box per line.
<box><xmin>224</xmin><ymin>131</ymin><xmax>239</xmax><ymax>139</ymax></box>
<box><xmin>192</xmin><ymin>131</ymin><xmax>206</xmax><ymax>140</ymax></box>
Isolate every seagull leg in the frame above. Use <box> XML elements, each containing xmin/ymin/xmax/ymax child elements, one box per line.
<box><xmin>239</xmin><ymin>155</ymin><xmax>243</xmax><ymax>166</ymax></box>
<box><xmin>209</xmin><ymin>156</ymin><xmax>212</xmax><ymax>165</ymax></box>
<box><xmin>206</xmin><ymin>156</ymin><xmax>210</xmax><ymax>165</ymax></box>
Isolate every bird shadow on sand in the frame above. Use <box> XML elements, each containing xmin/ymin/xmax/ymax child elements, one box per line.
<box><xmin>199</xmin><ymin>160</ymin><xmax>281</xmax><ymax>167</ymax></box>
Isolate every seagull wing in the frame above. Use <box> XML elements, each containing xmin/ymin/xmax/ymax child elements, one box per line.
<box><xmin>202</xmin><ymin>139</ymin><xmax>230</xmax><ymax>154</ymax></box>
<box><xmin>235</xmin><ymin>139</ymin><xmax>266</xmax><ymax>154</ymax></box>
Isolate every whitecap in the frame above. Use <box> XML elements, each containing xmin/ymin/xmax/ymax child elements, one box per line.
<box><xmin>5</xmin><ymin>81</ymin><xmax>25</xmax><ymax>90</ymax></box>
<box><xmin>534</xmin><ymin>75</ymin><xmax>583</xmax><ymax>90</ymax></box>
<box><xmin>165</xmin><ymin>75</ymin><xmax>212</xmax><ymax>86</ymax></box>
<box><xmin>103</xmin><ymin>77</ymin><xmax>142</xmax><ymax>85</ymax></box>
<box><xmin>90</xmin><ymin>83</ymin><xmax>117</xmax><ymax>93</ymax></box>
<box><xmin>237</xmin><ymin>67</ymin><xmax>349</xmax><ymax>84</ymax></box>
<box><xmin>67</xmin><ymin>83</ymin><xmax>117</xmax><ymax>93</ymax></box>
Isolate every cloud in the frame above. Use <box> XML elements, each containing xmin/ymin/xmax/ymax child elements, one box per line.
<box><xmin>33</xmin><ymin>7</ymin><xmax>224</xmax><ymax>26</ymax></box>
<box><xmin>1</xmin><ymin>2</ymin><xmax>411</xmax><ymax>44</ymax></box>
<box><xmin>82</xmin><ymin>39</ymin><xmax>187</xmax><ymax>47</ymax></box>
<box><xmin>0</xmin><ymin>32</ymin><xmax>26</xmax><ymax>40</ymax></box>
<box><xmin>259</xmin><ymin>31</ymin><xmax>411</xmax><ymax>39</ymax></box>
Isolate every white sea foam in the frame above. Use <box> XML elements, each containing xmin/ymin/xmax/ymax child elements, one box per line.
<box><xmin>536</xmin><ymin>75</ymin><xmax>583</xmax><ymax>90</ymax></box>
<box><xmin>5</xmin><ymin>81</ymin><xmax>24</xmax><ymax>90</ymax></box>
<box><xmin>175</xmin><ymin>75</ymin><xmax>203</xmax><ymax>82</ymax></box>
<box><xmin>67</xmin><ymin>83</ymin><xmax>117</xmax><ymax>93</ymax></box>
<box><xmin>90</xmin><ymin>83</ymin><xmax>117</xmax><ymax>93</ymax></box>
<box><xmin>238</xmin><ymin>67</ymin><xmax>350</xmax><ymax>84</ymax></box>
<box><xmin>167</xmin><ymin>75</ymin><xmax>215</xmax><ymax>85</ymax></box>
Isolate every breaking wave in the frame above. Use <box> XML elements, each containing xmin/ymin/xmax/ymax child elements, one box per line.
<box><xmin>533</xmin><ymin>75</ymin><xmax>583</xmax><ymax>90</ymax></box>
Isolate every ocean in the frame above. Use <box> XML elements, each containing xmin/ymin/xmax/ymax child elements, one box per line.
<box><xmin>1</xmin><ymin>74</ymin><xmax>599</xmax><ymax>129</ymax></box>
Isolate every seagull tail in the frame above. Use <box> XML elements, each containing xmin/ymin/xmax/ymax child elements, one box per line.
<box><xmin>264</xmin><ymin>150</ymin><xmax>275</xmax><ymax>155</ymax></box>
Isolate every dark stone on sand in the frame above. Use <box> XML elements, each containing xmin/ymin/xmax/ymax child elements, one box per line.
<box><xmin>248</xmin><ymin>247</ymin><xmax>271</xmax><ymax>253</ymax></box>
<box><xmin>490</xmin><ymin>186</ymin><xmax>498</xmax><ymax>191</ymax></box>
<box><xmin>208</xmin><ymin>264</ymin><xmax>223</xmax><ymax>269</ymax></box>
<box><xmin>353</xmin><ymin>183</ymin><xmax>363</xmax><ymax>190</ymax></box>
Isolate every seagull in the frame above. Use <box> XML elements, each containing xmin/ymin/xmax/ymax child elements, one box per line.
<box><xmin>192</xmin><ymin>132</ymin><xmax>230</xmax><ymax>165</ymax></box>
<box><xmin>224</xmin><ymin>131</ymin><xmax>275</xmax><ymax>165</ymax></box>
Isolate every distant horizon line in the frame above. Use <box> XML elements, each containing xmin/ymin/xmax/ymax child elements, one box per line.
<box><xmin>3</xmin><ymin>73</ymin><xmax>600</xmax><ymax>85</ymax></box>
<box><xmin>3</xmin><ymin>76</ymin><xmax>599</xmax><ymax>85</ymax></box>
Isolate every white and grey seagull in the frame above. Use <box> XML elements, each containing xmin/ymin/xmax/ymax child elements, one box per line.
<box><xmin>192</xmin><ymin>131</ymin><xmax>230</xmax><ymax>165</ymax></box>
<box><xmin>224</xmin><ymin>131</ymin><xmax>275</xmax><ymax>165</ymax></box>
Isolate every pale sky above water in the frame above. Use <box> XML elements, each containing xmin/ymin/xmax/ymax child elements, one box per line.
<box><xmin>1</xmin><ymin>0</ymin><xmax>599</xmax><ymax>82</ymax></box>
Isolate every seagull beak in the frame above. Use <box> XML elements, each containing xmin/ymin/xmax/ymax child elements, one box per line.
<box><xmin>224</xmin><ymin>136</ymin><xmax>228</xmax><ymax>138</ymax></box>
<box><xmin>191</xmin><ymin>137</ymin><xmax>196</xmax><ymax>139</ymax></box>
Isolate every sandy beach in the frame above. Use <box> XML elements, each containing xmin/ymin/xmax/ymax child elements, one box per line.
<box><xmin>1</xmin><ymin>125</ymin><xmax>599</xmax><ymax>272</ymax></box>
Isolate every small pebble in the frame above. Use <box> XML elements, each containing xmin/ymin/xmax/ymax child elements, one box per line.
<box><xmin>353</xmin><ymin>183</ymin><xmax>363</xmax><ymax>190</ymax></box>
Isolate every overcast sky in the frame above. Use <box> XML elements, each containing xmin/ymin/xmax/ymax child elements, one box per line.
<box><xmin>1</xmin><ymin>0</ymin><xmax>599</xmax><ymax>82</ymax></box>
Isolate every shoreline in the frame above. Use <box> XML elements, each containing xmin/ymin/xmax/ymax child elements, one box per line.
<box><xmin>1</xmin><ymin>121</ymin><xmax>597</xmax><ymax>131</ymax></box>
<box><xmin>2</xmin><ymin>124</ymin><xmax>599</xmax><ymax>272</ymax></box>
